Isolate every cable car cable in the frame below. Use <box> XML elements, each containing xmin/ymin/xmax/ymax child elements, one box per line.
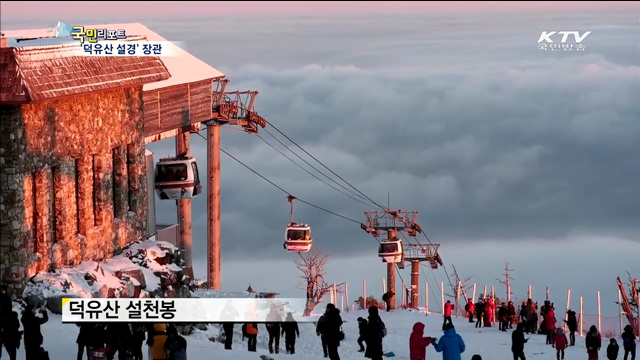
<box><xmin>265</xmin><ymin>120</ymin><xmax>387</xmax><ymax>210</ymax></box>
<box><xmin>261</xmin><ymin>128</ymin><xmax>379</xmax><ymax>208</ymax></box>
<box><xmin>221</xmin><ymin>146</ymin><xmax>363</xmax><ymax>225</ymax></box>
<box><xmin>256</xmin><ymin>133</ymin><xmax>375</xmax><ymax>208</ymax></box>
<box><xmin>194</xmin><ymin>132</ymin><xmax>363</xmax><ymax>225</ymax></box>
<box><xmin>420</xmin><ymin>231</ymin><xmax>456</xmax><ymax>296</ymax></box>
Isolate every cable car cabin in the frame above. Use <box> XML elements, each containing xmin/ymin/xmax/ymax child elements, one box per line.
<box><xmin>284</xmin><ymin>224</ymin><xmax>312</xmax><ymax>253</ymax></box>
<box><xmin>378</xmin><ymin>238</ymin><xmax>403</xmax><ymax>263</ymax></box>
<box><xmin>154</xmin><ymin>156</ymin><xmax>202</xmax><ymax>200</ymax></box>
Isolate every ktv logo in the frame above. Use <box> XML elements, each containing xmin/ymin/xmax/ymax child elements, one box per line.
<box><xmin>537</xmin><ymin>31</ymin><xmax>592</xmax><ymax>44</ymax></box>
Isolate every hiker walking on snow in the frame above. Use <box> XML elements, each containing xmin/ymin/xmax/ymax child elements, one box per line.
<box><xmin>222</xmin><ymin>322</ymin><xmax>235</xmax><ymax>350</ymax></box>
<box><xmin>474</xmin><ymin>299</ymin><xmax>484</xmax><ymax>328</ymax></box>
<box><xmin>1</xmin><ymin>310</ymin><xmax>21</xmax><ymax>360</ymax></box>
<box><xmin>465</xmin><ymin>299</ymin><xmax>474</xmax><ymax>323</ymax></box>
<box><xmin>511</xmin><ymin>322</ymin><xmax>529</xmax><ymax>360</ymax></box>
<box><xmin>150</xmin><ymin>323</ymin><xmax>169</xmax><ymax>360</ymax></box>
<box><xmin>357</xmin><ymin>317</ymin><xmax>367</xmax><ymax>352</ymax></box>
<box><xmin>565</xmin><ymin>309</ymin><xmax>578</xmax><ymax>346</ymax></box>
<box><xmin>129</xmin><ymin>323</ymin><xmax>147</xmax><ymax>360</ymax></box>
<box><xmin>365</xmin><ymin>306</ymin><xmax>387</xmax><ymax>360</ymax></box>
<box><xmin>443</xmin><ymin>300</ymin><xmax>454</xmax><ymax>327</ymax></box>
<box><xmin>382</xmin><ymin>291</ymin><xmax>394</xmax><ymax>312</ymax></box>
<box><xmin>545</xmin><ymin>305</ymin><xmax>557</xmax><ymax>345</ymax></box>
<box><xmin>606</xmin><ymin>338</ymin><xmax>619</xmax><ymax>360</ymax></box>
<box><xmin>281</xmin><ymin>312</ymin><xmax>299</xmax><ymax>354</ymax></box>
<box><xmin>76</xmin><ymin>323</ymin><xmax>106</xmax><ymax>360</ymax></box>
<box><xmin>433</xmin><ymin>322</ymin><xmax>465</xmax><ymax>360</ymax></box>
<box><xmin>409</xmin><ymin>322</ymin><xmax>436</xmax><ymax>360</ymax></box>
<box><xmin>21</xmin><ymin>303</ymin><xmax>48</xmax><ymax>360</ymax></box>
<box><xmin>552</xmin><ymin>327</ymin><xmax>568</xmax><ymax>360</ymax></box>
<box><xmin>164</xmin><ymin>325</ymin><xmax>187</xmax><ymax>360</ymax></box>
<box><xmin>621</xmin><ymin>324</ymin><xmax>636</xmax><ymax>360</ymax></box>
<box><xmin>316</xmin><ymin>303</ymin><xmax>343</xmax><ymax>360</ymax></box>
<box><xmin>265</xmin><ymin>306</ymin><xmax>282</xmax><ymax>354</ymax></box>
<box><xmin>586</xmin><ymin>325</ymin><xmax>602</xmax><ymax>360</ymax></box>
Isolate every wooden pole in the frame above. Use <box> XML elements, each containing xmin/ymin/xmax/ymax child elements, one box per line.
<box><xmin>579</xmin><ymin>296</ymin><xmax>583</xmax><ymax>336</ymax></box>
<box><xmin>491</xmin><ymin>286</ymin><xmax>496</xmax><ymax>319</ymax></box>
<box><xmin>383</xmin><ymin>278</ymin><xmax>386</xmax><ymax>294</ymax></box>
<box><xmin>441</xmin><ymin>282</ymin><xmax>445</xmax><ymax>314</ymax></box>
<box><xmin>472</xmin><ymin>283</ymin><xmax>477</xmax><ymax>302</ymax></box>
<box><xmin>345</xmin><ymin>281</ymin><xmax>349</xmax><ymax>313</ymax></box>
<box><xmin>425</xmin><ymin>281</ymin><xmax>429</xmax><ymax>313</ymax></box>
<box><xmin>363</xmin><ymin>280</ymin><xmax>367</xmax><ymax>309</ymax></box>
<box><xmin>483</xmin><ymin>285</ymin><xmax>487</xmax><ymax>298</ymax></box>
<box><xmin>387</xmin><ymin>262</ymin><xmax>396</xmax><ymax>310</ymax></box>
<box><xmin>411</xmin><ymin>260</ymin><xmax>420</xmax><ymax>308</ymax></box>
<box><xmin>341</xmin><ymin>295</ymin><xmax>344</xmax><ymax>313</ymax></box>
<box><xmin>597</xmin><ymin>291</ymin><xmax>601</xmax><ymax>332</ymax></box>
<box><xmin>402</xmin><ymin>278</ymin><xmax>406</xmax><ymax>309</ymax></box>
<box><xmin>456</xmin><ymin>281</ymin><xmax>462</xmax><ymax>317</ymax></box>
<box><xmin>176</xmin><ymin>132</ymin><xmax>194</xmax><ymax>281</ymax></box>
<box><xmin>528</xmin><ymin>284</ymin><xmax>532</xmax><ymax>299</ymax></box>
<box><xmin>618</xmin><ymin>289</ymin><xmax>623</xmax><ymax>336</ymax></box>
<box><xmin>206</xmin><ymin>124</ymin><xmax>221</xmax><ymax>289</ymax></box>
<box><xmin>565</xmin><ymin>289</ymin><xmax>571</xmax><ymax>331</ymax></box>
<box><xmin>546</xmin><ymin>287</ymin><xmax>550</xmax><ymax>301</ymax></box>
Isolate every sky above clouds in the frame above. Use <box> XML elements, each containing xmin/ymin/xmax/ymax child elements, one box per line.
<box><xmin>2</xmin><ymin>1</ymin><xmax>639</xmax><ymax>316</ymax></box>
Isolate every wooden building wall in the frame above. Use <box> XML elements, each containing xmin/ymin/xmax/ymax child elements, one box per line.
<box><xmin>142</xmin><ymin>79</ymin><xmax>214</xmax><ymax>137</ymax></box>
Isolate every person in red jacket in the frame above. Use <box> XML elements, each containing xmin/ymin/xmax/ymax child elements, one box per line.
<box><xmin>465</xmin><ymin>299</ymin><xmax>475</xmax><ymax>323</ymax></box>
<box><xmin>409</xmin><ymin>322</ymin><xmax>436</xmax><ymax>360</ymax></box>
<box><xmin>552</xmin><ymin>327</ymin><xmax>568</xmax><ymax>360</ymax></box>
<box><xmin>545</xmin><ymin>307</ymin><xmax>557</xmax><ymax>345</ymax></box>
<box><xmin>443</xmin><ymin>301</ymin><xmax>454</xmax><ymax>327</ymax></box>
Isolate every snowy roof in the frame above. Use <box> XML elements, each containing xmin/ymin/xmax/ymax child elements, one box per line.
<box><xmin>0</xmin><ymin>37</ymin><xmax>170</xmax><ymax>103</ymax></box>
<box><xmin>2</xmin><ymin>23</ymin><xmax>225</xmax><ymax>91</ymax></box>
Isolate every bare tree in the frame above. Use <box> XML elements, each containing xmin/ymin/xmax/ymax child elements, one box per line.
<box><xmin>295</xmin><ymin>248</ymin><xmax>343</xmax><ymax>316</ymax></box>
<box><xmin>497</xmin><ymin>262</ymin><xmax>514</xmax><ymax>303</ymax></box>
<box><xmin>450</xmin><ymin>264</ymin><xmax>473</xmax><ymax>316</ymax></box>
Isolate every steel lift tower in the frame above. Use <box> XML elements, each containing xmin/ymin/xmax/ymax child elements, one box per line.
<box><xmin>362</xmin><ymin>210</ymin><xmax>423</xmax><ymax>310</ymax></box>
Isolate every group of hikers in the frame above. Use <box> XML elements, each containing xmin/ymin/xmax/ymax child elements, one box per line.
<box><xmin>457</xmin><ymin>295</ymin><xmax>637</xmax><ymax>360</ymax></box>
<box><xmin>74</xmin><ymin>322</ymin><xmax>187</xmax><ymax>360</ymax></box>
<box><xmin>1</xmin><ymin>283</ymin><xmax>638</xmax><ymax>360</ymax></box>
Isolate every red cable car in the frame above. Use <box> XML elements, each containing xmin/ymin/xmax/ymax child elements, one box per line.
<box><xmin>283</xmin><ymin>196</ymin><xmax>312</xmax><ymax>253</ymax></box>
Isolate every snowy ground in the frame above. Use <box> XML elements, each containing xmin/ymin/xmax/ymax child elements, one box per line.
<box><xmin>6</xmin><ymin>306</ymin><xmax>630</xmax><ymax>360</ymax></box>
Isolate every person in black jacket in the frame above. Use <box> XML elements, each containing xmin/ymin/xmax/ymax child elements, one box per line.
<box><xmin>265</xmin><ymin>306</ymin><xmax>282</xmax><ymax>354</ymax></box>
<box><xmin>317</xmin><ymin>304</ymin><xmax>343</xmax><ymax>360</ymax></box>
<box><xmin>129</xmin><ymin>323</ymin><xmax>146</xmax><ymax>360</ymax></box>
<box><xmin>356</xmin><ymin>317</ymin><xmax>367</xmax><ymax>352</ymax></box>
<box><xmin>607</xmin><ymin>338</ymin><xmax>620</xmax><ymax>360</ymax></box>
<box><xmin>21</xmin><ymin>303</ymin><xmax>48</xmax><ymax>360</ymax></box>
<box><xmin>475</xmin><ymin>300</ymin><xmax>484</xmax><ymax>328</ymax></box>
<box><xmin>511</xmin><ymin>322</ymin><xmax>529</xmax><ymax>360</ymax></box>
<box><xmin>586</xmin><ymin>325</ymin><xmax>602</xmax><ymax>359</ymax></box>
<box><xmin>382</xmin><ymin>292</ymin><xmax>394</xmax><ymax>312</ymax></box>
<box><xmin>105</xmin><ymin>322</ymin><xmax>132</xmax><ymax>360</ymax></box>
<box><xmin>281</xmin><ymin>312</ymin><xmax>299</xmax><ymax>354</ymax></box>
<box><xmin>164</xmin><ymin>325</ymin><xmax>187</xmax><ymax>360</ymax></box>
<box><xmin>316</xmin><ymin>309</ymin><xmax>329</xmax><ymax>357</ymax></box>
<box><xmin>222</xmin><ymin>322</ymin><xmax>234</xmax><ymax>350</ymax></box>
<box><xmin>76</xmin><ymin>323</ymin><xmax>106</xmax><ymax>360</ymax></box>
<box><xmin>1</xmin><ymin>310</ymin><xmax>21</xmax><ymax>360</ymax></box>
<box><xmin>365</xmin><ymin>306</ymin><xmax>386</xmax><ymax>360</ymax></box>
<box><xmin>564</xmin><ymin>310</ymin><xmax>577</xmax><ymax>346</ymax></box>
<box><xmin>621</xmin><ymin>324</ymin><xmax>636</xmax><ymax>360</ymax></box>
